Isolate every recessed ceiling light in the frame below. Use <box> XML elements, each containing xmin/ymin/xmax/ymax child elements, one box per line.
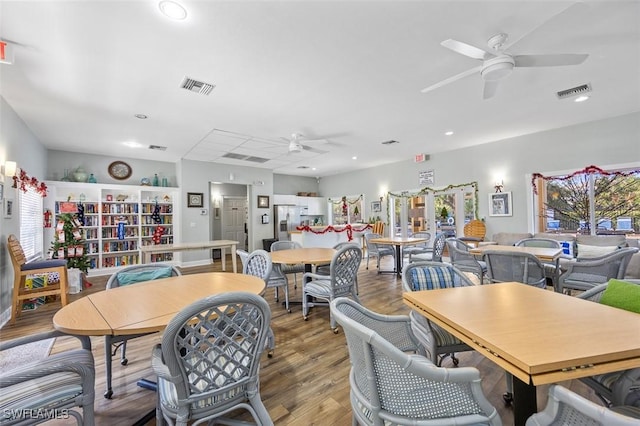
<box><xmin>445</xmin><ymin>131</ymin><xmax>454</xmax><ymax>136</ymax></box>
<box><xmin>159</xmin><ymin>1</ymin><xmax>187</xmax><ymax>20</ymax></box>
<box><xmin>122</xmin><ymin>141</ymin><xmax>144</xmax><ymax>148</ymax></box>
<box><xmin>574</xmin><ymin>95</ymin><xmax>590</xmax><ymax>103</ymax></box>
<box><xmin>352</xmin><ymin>156</ymin><xmax>357</xmax><ymax>160</ymax></box>
<box><xmin>134</xmin><ymin>114</ymin><xmax>148</xmax><ymax>119</ymax></box>
<box><xmin>312</xmin><ymin>167</ymin><xmax>317</xmax><ymax>171</ymax></box>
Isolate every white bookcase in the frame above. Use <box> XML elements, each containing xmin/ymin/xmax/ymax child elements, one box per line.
<box><xmin>44</xmin><ymin>181</ymin><xmax>180</xmax><ymax>275</ymax></box>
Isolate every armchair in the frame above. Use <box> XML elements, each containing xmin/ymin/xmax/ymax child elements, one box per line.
<box><xmin>402</xmin><ymin>232</ymin><xmax>431</xmax><ymax>260</ymax></box>
<box><xmin>401</xmin><ymin>261</ymin><xmax>476</xmax><ymax>366</ymax></box>
<box><xmin>483</xmin><ymin>250</ymin><xmax>547</xmax><ymax>288</ymax></box>
<box><xmin>576</xmin><ymin>281</ymin><xmax>640</xmax><ymax>408</ymax></box>
<box><xmin>408</xmin><ymin>232</ymin><xmax>446</xmax><ymax>263</ymax></box>
<box><xmin>7</xmin><ymin>234</ymin><xmax>69</xmax><ymax>324</ymax></box>
<box><xmin>459</xmin><ymin>219</ymin><xmax>486</xmax><ymax>247</ymax></box>
<box><xmin>0</xmin><ymin>330</ymin><xmax>95</xmax><ymax>425</ymax></box>
<box><xmin>103</xmin><ymin>263</ymin><xmax>181</xmax><ymax>399</ymax></box>
<box><xmin>558</xmin><ymin>247</ymin><xmax>639</xmax><ymax>293</ymax></box>
<box><xmin>151</xmin><ymin>292</ymin><xmax>273</xmax><ymax>426</ymax></box>
<box><xmin>526</xmin><ymin>384</ymin><xmax>640</xmax><ymax>425</ymax></box>
<box><xmin>515</xmin><ymin>238</ymin><xmax>562</xmax><ymax>286</ymax></box>
<box><xmin>363</xmin><ymin>232</ymin><xmax>395</xmax><ymax>272</ymax></box>
<box><xmin>330</xmin><ymin>297</ymin><xmax>501</xmax><ymax>426</ymax></box>
<box><xmin>270</xmin><ymin>240</ymin><xmax>305</xmax><ymax>289</ymax></box>
<box><xmin>446</xmin><ymin>238</ymin><xmax>487</xmax><ymax>283</ymax></box>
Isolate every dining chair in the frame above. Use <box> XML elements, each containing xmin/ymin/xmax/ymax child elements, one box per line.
<box><xmin>459</xmin><ymin>219</ymin><xmax>486</xmax><ymax>247</ymax></box>
<box><xmin>402</xmin><ymin>231</ymin><xmax>431</xmax><ymax>261</ymax></box>
<box><xmin>408</xmin><ymin>232</ymin><xmax>447</xmax><ymax>263</ymax></box>
<box><xmin>575</xmin><ymin>280</ymin><xmax>640</xmax><ymax>408</ymax></box>
<box><xmin>515</xmin><ymin>238</ymin><xmax>562</xmax><ymax>287</ymax></box>
<box><xmin>401</xmin><ymin>261</ymin><xmax>476</xmax><ymax>366</ymax></box>
<box><xmin>270</xmin><ymin>240</ymin><xmax>305</xmax><ymax>289</ymax></box>
<box><xmin>483</xmin><ymin>250</ymin><xmax>547</xmax><ymax>288</ymax></box>
<box><xmin>446</xmin><ymin>238</ymin><xmax>487</xmax><ymax>283</ymax></box>
<box><xmin>151</xmin><ymin>292</ymin><xmax>274</xmax><ymax>426</ymax></box>
<box><xmin>363</xmin><ymin>232</ymin><xmax>395</xmax><ymax>272</ymax></box>
<box><xmin>558</xmin><ymin>247</ymin><xmax>639</xmax><ymax>294</ymax></box>
<box><xmin>526</xmin><ymin>384</ymin><xmax>640</xmax><ymax>425</ymax></box>
<box><xmin>7</xmin><ymin>234</ymin><xmax>69</xmax><ymax>324</ymax></box>
<box><xmin>302</xmin><ymin>244</ymin><xmax>362</xmax><ymax>332</ymax></box>
<box><xmin>330</xmin><ymin>297</ymin><xmax>502</xmax><ymax>426</ymax></box>
<box><xmin>244</xmin><ymin>249</ymin><xmax>290</xmax><ymax>312</ymax></box>
<box><xmin>103</xmin><ymin>263</ymin><xmax>181</xmax><ymax>399</ymax></box>
<box><xmin>0</xmin><ymin>330</ymin><xmax>95</xmax><ymax>425</ymax></box>
<box><xmin>316</xmin><ymin>242</ymin><xmax>360</xmax><ymax>293</ymax></box>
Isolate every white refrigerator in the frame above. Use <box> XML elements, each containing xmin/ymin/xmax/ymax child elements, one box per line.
<box><xmin>274</xmin><ymin>205</ymin><xmax>301</xmax><ymax>241</ymax></box>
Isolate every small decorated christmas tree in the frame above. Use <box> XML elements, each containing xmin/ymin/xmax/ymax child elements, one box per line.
<box><xmin>50</xmin><ymin>212</ymin><xmax>90</xmax><ymax>273</ymax></box>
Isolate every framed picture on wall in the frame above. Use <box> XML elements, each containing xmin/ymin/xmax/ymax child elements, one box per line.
<box><xmin>4</xmin><ymin>198</ymin><xmax>14</xmax><ymax>219</ymax></box>
<box><xmin>488</xmin><ymin>192</ymin><xmax>512</xmax><ymax>217</ymax></box>
<box><xmin>187</xmin><ymin>192</ymin><xmax>204</xmax><ymax>208</ymax></box>
<box><xmin>257</xmin><ymin>195</ymin><xmax>270</xmax><ymax>209</ymax></box>
<box><xmin>371</xmin><ymin>201</ymin><xmax>382</xmax><ymax>212</ymax></box>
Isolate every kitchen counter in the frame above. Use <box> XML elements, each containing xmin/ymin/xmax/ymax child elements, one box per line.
<box><xmin>291</xmin><ymin>224</ymin><xmax>371</xmax><ymax>248</ymax></box>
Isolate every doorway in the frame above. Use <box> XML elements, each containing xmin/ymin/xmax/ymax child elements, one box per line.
<box><xmin>210</xmin><ymin>183</ymin><xmax>249</xmax><ymax>256</ymax></box>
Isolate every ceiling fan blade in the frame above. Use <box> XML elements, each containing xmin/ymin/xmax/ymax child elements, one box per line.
<box><xmin>421</xmin><ymin>65</ymin><xmax>482</xmax><ymax>94</ymax></box>
<box><xmin>483</xmin><ymin>80</ymin><xmax>500</xmax><ymax>100</ymax></box>
<box><xmin>441</xmin><ymin>39</ymin><xmax>495</xmax><ymax>60</ymax></box>
<box><xmin>514</xmin><ymin>53</ymin><xmax>589</xmax><ymax>67</ymax></box>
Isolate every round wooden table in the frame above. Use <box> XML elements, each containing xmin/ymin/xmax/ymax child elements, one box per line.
<box><xmin>269</xmin><ymin>247</ymin><xmax>336</xmax><ymax>274</ymax></box>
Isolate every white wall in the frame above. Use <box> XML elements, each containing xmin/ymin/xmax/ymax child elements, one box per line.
<box><xmin>319</xmin><ymin>112</ymin><xmax>640</xmax><ymax>238</ymax></box>
<box><xmin>0</xmin><ymin>96</ymin><xmax>49</xmax><ymax>320</ymax></box>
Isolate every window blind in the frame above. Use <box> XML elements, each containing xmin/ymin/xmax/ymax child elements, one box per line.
<box><xmin>19</xmin><ymin>187</ymin><xmax>44</xmax><ymax>262</ymax></box>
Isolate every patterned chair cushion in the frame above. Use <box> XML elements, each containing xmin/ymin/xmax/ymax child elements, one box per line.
<box><xmin>409</xmin><ymin>266</ymin><xmax>455</xmax><ymax>291</ymax></box>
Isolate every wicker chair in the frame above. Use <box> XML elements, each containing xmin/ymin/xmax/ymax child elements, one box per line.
<box><xmin>526</xmin><ymin>384</ymin><xmax>640</xmax><ymax>425</ymax></box>
<box><xmin>459</xmin><ymin>219</ymin><xmax>486</xmax><ymax>247</ymax></box>
<box><xmin>0</xmin><ymin>330</ymin><xmax>95</xmax><ymax>425</ymax></box>
<box><xmin>7</xmin><ymin>234</ymin><xmax>69</xmax><ymax>324</ymax></box>
<box><xmin>363</xmin><ymin>232</ymin><xmax>395</xmax><ymax>272</ymax></box>
<box><xmin>151</xmin><ymin>292</ymin><xmax>273</xmax><ymax>426</ymax></box>
<box><xmin>316</xmin><ymin>242</ymin><xmax>360</xmax><ymax>293</ymax></box>
<box><xmin>446</xmin><ymin>238</ymin><xmax>487</xmax><ymax>283</ymax></box>
<box><xmin>558</xmin><ymin>247</ymin><xmax>639</xmax><ymax>293</ymax></box>
<box><xmin>330</xmin><ymin>297</ymin><xmax>502</xmax><ymax>426</ymax></box>
<box><xmin>515</xmin><ymin>238</ymin><xmax>562</xmax><ymax>286</ymax></box>
<box><xmin>483</xmin><ymin>250</ymin><xmax>547</xmax><ymax>288</ymax></box>
<box><xmin>402</xmin><ymin>231</ymin><xmax>431</xmax><ymax>261</ymax></box>
<box><xmin>408</xmin><ymin>232</ymin><xmax>447</xmax><ymax>263</ymax></box>
<box><xmin>270</xmin><ymin>240</ymin><xmax>305</xmax><ymax>289</ymax></box>
<box><xmin>302</xmin><ymin>244</ymin><xmax>362</xmax><ymax>332</ymax></box>
<box><xmin>401</xmin><ymin>261</ymin><xmax>476</xmax><ymax>366</ymax></box>
<box><xmin>576</xmin><ymin>281</ymin><xmax>640</xmax><ymax>408</ymax></box>
<box><xmin>103</xmin><ymin>263</ymin><xmax>181</xmax><ymax>399</ymax></box>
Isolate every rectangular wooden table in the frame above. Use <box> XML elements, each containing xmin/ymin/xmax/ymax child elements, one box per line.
<box><xmin>469</xmin><ymin>244</ymin><xmax>563</xmax><ymax>263</ymax></box>
<box><xmin>403</xmin><ymin>283</ymin><xmax>640</xmax><ymax>425</ymax></box>
<box><xmin>369</xmin><ymin>236</ymin><xmax>429</xmax><ymax>276</ymax></box>
<box><xmin>140</xmin><ymin>240</ymin><xmax>239</xmax><ymax>272</ymax></box>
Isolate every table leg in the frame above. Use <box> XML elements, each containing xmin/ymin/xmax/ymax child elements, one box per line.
<box><xmin>221</xmin><ymin>248</ymin><xmax>227</xmax><ymax>271</ymax></box>
<box><xmin>231</xmin><ymin>244</ymin><xmax>237</xmax><ymax>273</ymax></box>
<box><xmin>512</xmin><ymin>375</ymin><xmax>537</xmax><ymax>425</ymax></box>
<box><xmin>395</xmin><ymin>246</ymin><xmax>402</xmax><ymax>276</ymax></box>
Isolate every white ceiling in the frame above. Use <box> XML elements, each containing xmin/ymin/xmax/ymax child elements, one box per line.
<box><xmin>1</xmin><ymin>1</ymin><xmax>639</xmax><ymax>177</ymax></box>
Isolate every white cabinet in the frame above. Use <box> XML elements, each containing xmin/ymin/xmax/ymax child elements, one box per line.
<box><xmin>296</xmin><ymin>196</ymin><xmax>309</xmax><ymax>207</ymax></box>
<box><xmin>306</xmin><ymin>197</ymin><xmax>327</xmax><ymax>216</ymax></box>
<box><xmin>273</xmin><ymin>194</ymin><xmax>297</xmax><ymax>205</ymax></box>
<box><xmin>44</xmin><ymin>181</ymin><xmax>179</xmax><ymax>275</ymax></box>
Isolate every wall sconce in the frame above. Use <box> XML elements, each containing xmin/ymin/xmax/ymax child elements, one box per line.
<box><xmin>2</xmin><ymin>161</ymin><xmax>17</xmax><ymax>178</ymax></box>
<box><xmin>494</xmin><ymin>180</ymin><xmax>504</xmax><ymax>193</ymax></box>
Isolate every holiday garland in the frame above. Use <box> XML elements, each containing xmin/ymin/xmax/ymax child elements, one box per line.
<box><xmin>12</xmin><ymin>168</ymin><xmax>48</xmax><ymax>197</ymax></box>
<box><xmin>328</xmin><ymin>195</ymin><xmax>363</xmax><ymax>216</ymax></box>
<box><xmin>531</xmin><ymin>165</ymin><xmax>640</xmax><ymax>195</ymax></box>
<box><xmin>385</xmin><ymin>181</ymin><xmax>479</xmax><ymax>221</ymax></box>
<box><xmin>295</xmin><ymin>223</ymin><xmax>372</xmax><ymax>241</ymax></box>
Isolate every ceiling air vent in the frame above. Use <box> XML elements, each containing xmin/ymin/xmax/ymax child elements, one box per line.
<box><xmin>557</xmin><ymin>83</ymin><xmax>591</xmax><ymax>100</ymax></box>
<box><xmin>180</xmin><ymin>76</ymin><xmax>215</xmax><ymax>95</ymax></box>
<box><xmin>222</xmin><ymin>153</ymin><xmax>247</xmax><ymax>160</ymax></box>
<box><xmin>222</xmin><ymin>152</ymin><xmax>270</xmax><ymax>163</ymax></box>
<box><xmin>381</xmin><ymin>140</ymin><xmax>399</xmax><ymax>145</ymax></box>
<box><xmin>149</xmin><ymin>145</ymin><xmax>167</xmax><ymax>151</ymax></box>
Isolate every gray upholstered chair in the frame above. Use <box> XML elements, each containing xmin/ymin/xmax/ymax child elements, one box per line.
<box><xmin>483</xmin><ymin>250</ymin><xmax>547</xmax><ymax>288</ymax></box>
<box><xmin>516</xmin><ymin>238</ymin><xmax>563</xmax><ymax>286</ymax></box>
<box><xmin>446</xmin><ymin>238</ymin><xmax>487</xmax><ymax>283</ymax></box>
<box><xmin>0</xmin><ymin>330</ymin><xmax>95</xmax><ymax>425</ymax></box>
<box><xmin>363</xmin><ymin>232</ymin><xmax>395</xmax><ymax>272</ymax></box>
<box><xmin>576</xmin><ymin>281</ymin><xmax>640</xmax><ymax>408</ymax></box>
<box><xmin>558</xmin><ymin>247</ymin><xmax>639</xmax><ymax>293</ymax></box>
<box><xmin>104</xmin><ymin>263</ymin><xmax>181</xmax><ymax>399</ymax></box>
<box><xmin>151</xmin><ymin>292</ymin><xmax>273</xmax><ymax>426</ymax></box>
<box><xmin>402</xmin><ymin>231</ymin><xmax>431</xmax><ymax>260</ymax></box>
<box><xmin>330</xmin><ymin>297</ymin><xmax>502</xmax><ymax>426</ymax></box>
<box><xmin>302</xmin><ymin>244</ymin><xmax>362</xmax><ymax>332</ymax></box>
<box><xmin>401</xmin><ymin>261</ymin><xmax>476</xmax><ymax>366</ymax></box>
<box><xmin>270</xmin><ymin>240</ymin><xmax>305</xmax><ymax>289</ymax></box>
<box><xmin>409</xmin><ymin>232</ymin><xmax>447</xmax><ymax>263</ymax></box>
<box><xmin>526</xmin><ymin>384</ymin><xmax>640</xmax><ymax>426</ymax></box>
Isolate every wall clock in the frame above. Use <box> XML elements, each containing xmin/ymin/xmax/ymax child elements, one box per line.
<box><xmin>108</xmin><ymin>161</ymin><xmax>132</xmax><ymax>180</ymax></box>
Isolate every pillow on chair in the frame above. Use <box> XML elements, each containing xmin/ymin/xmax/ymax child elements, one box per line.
<box><xmin>409</xmin><ymin>267</ymin><xmax>455</xmax><ymax>290</ymax></box>
<box><xmin>117</xmin><ymin>267</ymin><xmax>173</xmax><ymax>286</ymax></box>
<box><xmin>600</xmin><ymin>279</ymin><xmax>640</xmax><ymax>314</ymax></box>
<box><xmin>576</xmin><ymin>244</ymin><xmax>618</xmax><ymax>259</ymax></box>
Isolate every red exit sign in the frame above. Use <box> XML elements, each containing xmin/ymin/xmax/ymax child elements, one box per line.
<box><xmin>0</xmin><ymin>41</ymin><xmax>13</xmax><ymax>64</ymax></box>
<box><xmin>414</xmin><ymin>153</ymin><xmax>426</xmax><ymax>163</ymax></box>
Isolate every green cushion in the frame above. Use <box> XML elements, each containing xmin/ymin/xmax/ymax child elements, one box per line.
<box><xmin>117</xmin><ymin>267</ymin><xmax>173</xmax><ymax>286</ymax></box>
<box><xmin>600</xmin><ymin>279</ymin><xmax>640</xmax><ymax>314</ymax></box>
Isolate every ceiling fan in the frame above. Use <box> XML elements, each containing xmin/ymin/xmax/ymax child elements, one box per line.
<box><xmin>421</xmin><ymin>5</ymin><xmax>589</xmax><ymax>99</ymax></box>
<box><xmin>283</xmin><ymin>133</ymin><xmax>330</xmax><ymax>154</ymax></box>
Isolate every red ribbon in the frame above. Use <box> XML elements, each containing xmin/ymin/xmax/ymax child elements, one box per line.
<box><xmin>531</xmin><ymin>165</ymin><xmax>638</xmax><ymax>195</ymax></box>
<box><xmin>295</xmin><ymin>224</ymin><xmax>372</xmax><ymax>241</ymax></box>
<box><xmin>13</xmin><ymin>169</ymin><xmax>48</xmax><ymax>197</ymax></box>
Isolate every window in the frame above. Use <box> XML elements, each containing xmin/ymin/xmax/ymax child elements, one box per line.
<box><xmin>536</xmin><ymin>166</ymin><xmax>640</xmax><ymax>234</ymax></box>
<box><xmin>328</xmin><ymin>195</ymin><xmax>364</xmax><ymax>225</ymax></box>
<box><xmin>20</xmin><ymin>186</ymin><xmax>44</xmax><ymax>262</ymax></box>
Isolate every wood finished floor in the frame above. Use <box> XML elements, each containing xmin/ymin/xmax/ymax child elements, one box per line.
<box><xmin>1</xmin><ymin>256</ymin><xmax>602</xmax><ymax>426</ymax></box>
